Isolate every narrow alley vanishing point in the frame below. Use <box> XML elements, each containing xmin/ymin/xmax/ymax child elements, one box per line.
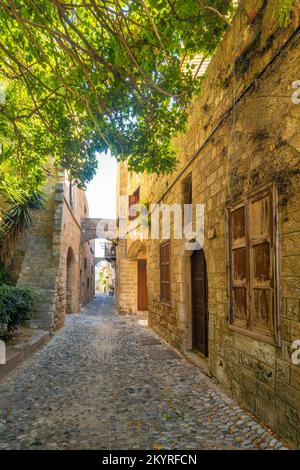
<box><xmin>0</xmin><ymin>295</ymin><xmax>288</xmax><ymax>450</ymax></box>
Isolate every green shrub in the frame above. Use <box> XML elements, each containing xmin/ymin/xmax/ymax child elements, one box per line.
<box><xmin>0</xmin><ymin>285</ymin><xmax>34</xmax><ymax>333</ymax></box>
<box><xmin>0</xmin><ymin>301</ymin><xmax>9</xmax><ymax>334</ymax></box>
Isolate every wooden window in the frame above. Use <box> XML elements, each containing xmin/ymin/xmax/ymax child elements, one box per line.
<box><xmin>182</xmin><ymin>174</ymin><xmax>192</xmax><ymax>205</ymax></box>
<box><xmin>69</xmin><ymin>181</ymin><xmax>73</xmax><ymax>208</ymax></box>
<box><xmin>182</xmin><ymin>173</ymin><xmax>192</xmax><ymax>225</ymax></box>
<box><xmin>228</xmin><ymin>185</ymin><xmax>278</xmax><ymax>340</ymax></box>
<box><xmin>160</xmin><ymin>241</ymin><xmax>170</xmax><ymax>302</ymax></box>
<box><xmin>128</xmin><ymin>187</ymin><xmax>140</xmax><ymax>221</ymax></box>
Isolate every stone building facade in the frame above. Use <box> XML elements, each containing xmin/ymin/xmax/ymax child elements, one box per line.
<box><xmin>10</xmin><ymin>168</ymin><xmax>95</xmax><ymax>331</ymax></box>
<box><xmin>115</xmin><ymin>0</ymin><xmax>300</xmax><ymax>447</ymax></box>
<box><xmin>96</xmin><ymin>260</ymin><xmax>115</xmax><ymax>294</ymax></box>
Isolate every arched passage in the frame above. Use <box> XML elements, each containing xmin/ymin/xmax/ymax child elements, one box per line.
<box><xmin>66</xmin><ymin>247</ymin><xmax>77</xmax><ymax>314</ymax></box>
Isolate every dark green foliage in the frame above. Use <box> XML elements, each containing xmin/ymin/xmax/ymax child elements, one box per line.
<box><xmin>0</xmin><ymin>0</ymin><xmax>234</xmax><ymax>193</ymax></box>
<box><xmin>0</xmin><ymin>191</ymin><xmax>45</xmax><ymax>264</ymax></box>
<box><xmin>2</xmin><ymin>191</ymin><xmax>45</xmax><ymax>234</ymax></box>
<box><xmin>0</xmin><ymin>284</ymin><xmax>34</xmax><ymax>333</ymax></box>
<box><xmin>277</xmin><ymin>0</ymin><xmax>297</xmax><ymax>27</ymax></box>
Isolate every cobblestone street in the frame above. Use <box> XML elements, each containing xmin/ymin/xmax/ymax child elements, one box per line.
<box><xmin>0</xmin><ymin>295</ymin><xmax>288</xmax><ymax>450</ymax></box>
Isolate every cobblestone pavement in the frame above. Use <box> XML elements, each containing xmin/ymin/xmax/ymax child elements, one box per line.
<box><xmin>0</xmin><ymin>294</ymin><xmax>288</xmax><ymax>450</ymax></box>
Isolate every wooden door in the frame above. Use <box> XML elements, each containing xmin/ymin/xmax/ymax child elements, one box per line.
<box><xmin>191</xmin><ymin>250</ymin><xmax>208</xmax><ymax>356</ymax></box>
<box><xmin>138</xmin><ymin>260</ymin><xmax>148</xmax><ymax>311</ymax></box>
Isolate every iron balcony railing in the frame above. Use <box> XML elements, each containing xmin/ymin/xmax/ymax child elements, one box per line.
<box><xmin>104</xmin><ymin>241</ymin><xmax>116</xmax><ymax>260</ymax></box>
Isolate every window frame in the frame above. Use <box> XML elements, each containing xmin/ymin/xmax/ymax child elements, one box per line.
<box><xmin>128</xmin><ymin>187</ymin><xmax>140</xmax><ymax>221</ymax></box>
<box><xmin>227</xmin><ymin>184</ymin><xmax>280</xmax><ymax>345</ymax></box>
<box><xmin>182</xmin><ymin>173</ymin><xmax>193</xmax><ymax>227</ymax></box>
<box><xmin>69</xmin><ymin>181</ymin><xmax>73</xmax><ymax>208</ymax></box>
<box><xmin>182</xmin><ymin>173</ymin><xmax>192</xmax><ymax>206</ymax></box>
<box><xmin>160</xmin><ymin>240</ymin><xmax>171</xmax><ymax>304</ymax></box>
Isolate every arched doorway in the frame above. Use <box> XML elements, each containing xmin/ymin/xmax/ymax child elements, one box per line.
<box><xmin>191</xmin><ymin>249</ymin><xmax>208</xmax><ymax>356</ymax></box>
<box><xmin>66</xmin><ymin>247</ymin><xmax>76</xmax><ymax>314</ymax></box>
<box><xmin>137</xmin><ymin>259</ymin><xmax>148</xmax><ymax>311</ymax></box>
<box><xmin>126</xmin><ymin>240</ymin><xmax>148</xmax><ymax>312</ymax></box>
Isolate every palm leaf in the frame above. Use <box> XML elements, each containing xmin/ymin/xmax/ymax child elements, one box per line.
<box><xmin>0</xmin><ymin>191</ymin><xmax>45</xmax><ymax>265</ymax></box>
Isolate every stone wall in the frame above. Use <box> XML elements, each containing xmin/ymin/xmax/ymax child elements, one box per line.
<box><xmin>51</xmin><ymin>173</ymin><xmax>95</xmax><ymax>328</ymax></box>
<box><xmin>115</xmin><ymin>164</ymin><xmax>138</xmax><ymax>313</ymax></box>
<box><xmin>80</xmin><ymin>239</ymin><xmax>95</xmax><ymax>305</ymax></box>
<box><xmin>16</xmin><ymin>169</ymin><xmax>94</xmax><ymax>331</ymax></box>
<box><xmin>116</xmin><ymin>240</ymin><xmax>137</xmax><ymax>313</ymax></box>
<box><xmin>116</xmin><ymin>0</ymin><xmax>300</xmax><ymax>447</ymax></box>
<box><xmin>17</xmin><ymin>172</ymin><xmax>59</xmax><ymax>329</ymax></box>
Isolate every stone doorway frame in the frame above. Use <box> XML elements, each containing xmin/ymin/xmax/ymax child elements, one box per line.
<box><xmin>127</xmin><ymin>239</ymin><xmax>148</xmax><ymax>314</ymax></box>
<box><xmin>178</xmin><ymin>242</ymin><xmax>209</xmax><ymax>368</ymax></box>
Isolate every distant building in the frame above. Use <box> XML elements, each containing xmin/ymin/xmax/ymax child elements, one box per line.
<box><xmin>96</xmin><ymin>261</ymin><xmax>115</xmax><ymax>294</ymax></box>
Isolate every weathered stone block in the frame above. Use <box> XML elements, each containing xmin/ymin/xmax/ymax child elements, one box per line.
<box><xmin>290</xmin><ymin>366</ymin><xmax>300</xmax><ymax>390</ymax></box>
<box><xmin>287</xmin><ymin>298</ymin><xmax>299</xmax><ymax>320</ymax></box>
<box><xmin>276</xmin><ymin>358</ymin><xmax>291</xmax><ymax>384</ymax></box>
<box><xmin>291</xmin><ymin>321</ymin><xmax>300</xmax><ymax>340</ymax></box>
<box><xmin>277</xmin><ymin>380</ymin><xmax>300</xmax><ymax>412</ymax></box>
<box><xmin>256</xmin><ymin>362</ymin><xmax>275</xmax><ymax>387</ymax></box>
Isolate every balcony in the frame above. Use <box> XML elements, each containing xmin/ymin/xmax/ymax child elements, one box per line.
<box><xmin>104</xmin><ymin>241</ymin><xmax>116</xmax><ymax>262</ymax></box>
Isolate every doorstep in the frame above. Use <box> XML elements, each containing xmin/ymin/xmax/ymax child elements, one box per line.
<box><xmin>0</xmin><ymin>329</ymin><xmax>50</xmax><ymax>380</ymax></box>
<box><xmin>184</xmin><ymin>350</ymin><xmax>212</xmax><ymax>377</ymax></box>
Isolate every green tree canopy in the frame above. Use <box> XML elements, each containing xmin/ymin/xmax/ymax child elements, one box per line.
<box><xmin>0</xmin><ymin>0</ymin><xmax>234</xmax><ymax>193</ymax></box>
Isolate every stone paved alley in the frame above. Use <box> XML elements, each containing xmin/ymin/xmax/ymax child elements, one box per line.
<box><xmin>0</xmin><ymin>295</ymin><xmax>288</xmax><ymax>450</ymax></box>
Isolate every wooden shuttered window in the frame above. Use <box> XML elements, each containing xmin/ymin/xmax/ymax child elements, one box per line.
<box><xmin>128</xmin><ymin>187</ymin><xmax>140</xmax><ymax>221</ymax></box>
<box><xmin>160</xmin><ymin>241</ymin><xmax>170</xmax><ymax>303</ymax></box>
<box><xmin>182</xmin><ymin>174</ymin><xmax>192</xmax><ymax>225</ymax></box>
<box><xmin>228</xmin><ymin>185</ymin><xmax>278</xmax><ymax>340</ymax></box>
<box><xmin>183</xmin><ymin>174</ymin><xmax>192</xmax><ymax>205</ymax></box>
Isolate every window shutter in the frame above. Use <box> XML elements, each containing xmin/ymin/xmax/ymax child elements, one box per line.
<box><xmin>230</xmin><ymin>204</ymin><xmax>247</xmax><ymax>328</ymax></box>
<box><xmin>183</xmin><ymin>175</ymin><xmax>192</xmax><ymax>205</ymax></box>
<box><xmin>187</xmin><ymin>179</ymin><xmax>192</xmax><ymax>205</ymax></box>
<box><xmin>129</xmin><ymin>194</ymin><xmax>138</xmax><ymax>206</ymax></box>
<box><xmin>183</xmin><ymin>175</ymin><xmax>192</xmax><ymax>226</ymax></box>
<box><xmin>249</xmin><ymin>189</ymin><xmax>273</xmax><ymax>335</ymax></box>
<box><xmin>160</xmin><ymin>242</ymin><xmax>170</xmax><ymax>302</ymax></box>
<box><xmin>128</xmin><ymin>194</ymin><xmax>139</xmax><ymax>220</ymax></box>
<box><xmin>228</xmin><ymin>185</ymin><xmax>276</xmax><ymax>339</ymax></box>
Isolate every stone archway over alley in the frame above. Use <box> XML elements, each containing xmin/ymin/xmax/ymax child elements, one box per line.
<box><xmin>0</xmin><ymin>295</ymin><xmax>288</xmax><ymax>450</ymax></box>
